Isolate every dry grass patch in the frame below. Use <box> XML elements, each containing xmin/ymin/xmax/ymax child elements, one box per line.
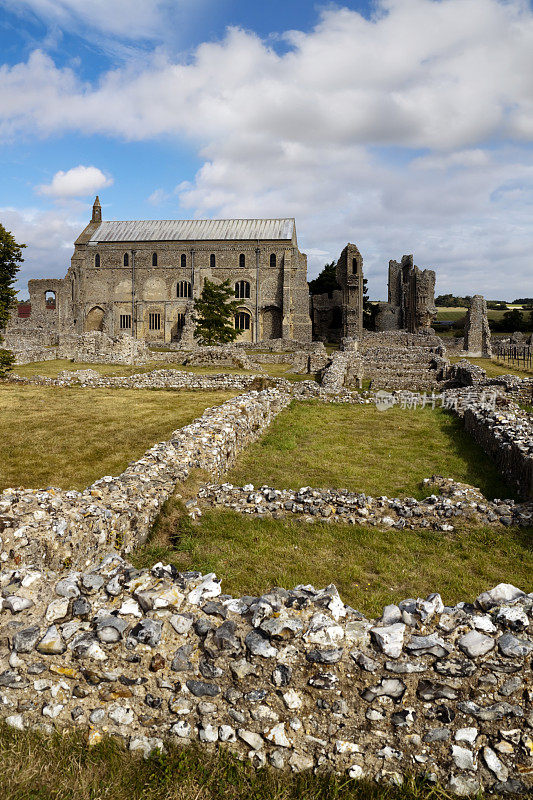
<box><xmin>227</xmin><ymin>401</ymin><xmax>514</xmax><ymax>501</ymax></box>
<box><xmin>0</xmin><ymin>385</ymin><xmax>233</xmax><ymax>491</ymax></box>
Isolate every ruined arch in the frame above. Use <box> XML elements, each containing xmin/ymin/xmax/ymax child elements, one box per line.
<box><xmin>85</xmin><ymin>306</ymin><xmax>105</xmax><ymax>332</ymax></box>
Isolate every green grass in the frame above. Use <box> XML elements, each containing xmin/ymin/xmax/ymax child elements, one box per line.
<box><xmin>0</xmin><ymin>724</ymin><xmax>476</xmax><ymax>800</ymax></box>
<box><xmin>436</xmin><ymin>307</ymin><xmax>508</xmax><ymax>322</ymax></box>
<box><xmin>226</xmin><ymin>401</ymin><xmax>514</xmax><ymax>501</ymax></box>
<box><xmin>0</xmin><ymin>385</ymin><xmax>233</xmax><ymax>491</ymax></box>
<box><xmin>11</xmin><ymin>359</ymin><xmax>312</xmax><ymax>382</ymax></box>
<box><xmin>448</xmin><ymin>356</ymin><xmax>533</xmax><ymax>379</ymax></box>
<box><xmin>136</xmin><ymin>504</ymin><xmax>533</xmax><ymax>617</ymax></box>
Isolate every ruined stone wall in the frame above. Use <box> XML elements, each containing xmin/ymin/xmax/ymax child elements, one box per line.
<box><xmin>309</xmin><ymin>290</ymin><xmax>343</xmax><ymax>342</ymax></box>
<box><xmin>463</xmin><ymin>405</ymin><xmax>533</xmax><ymax>500</ymax></box>
<box><xmin>463</xmin><ymin>296</ymin><xmax>492</xmax><ymax>358</ymax></box>
<box><xmin>378</xmin><ymin>256</ymin><xmax>437</xmax><ymax>334</ymax></box>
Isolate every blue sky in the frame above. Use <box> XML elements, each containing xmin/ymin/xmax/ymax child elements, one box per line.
<box><xmin>1</xmin><ymin>0</ymin><xmax>532</xmax><ymax>299</ymax></box>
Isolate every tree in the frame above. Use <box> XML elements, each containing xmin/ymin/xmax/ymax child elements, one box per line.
<box><xmin>308</xmin><ymin>261</ymin><xmax>340</xmax><ymax>295</ymax></box>
<box><xmin>362</xmin><ymin>277</ymin><xmax>375</xmax><ymax>329</ymax></box>
<box><xmin>193</xmin><ymin>278</ymin><xmax>241</xmax><ymax>345</ymax></box>
<box><xmin>0</xmin><ymin>223</ymin><xmax>25</xmax><ymax>376</ymax></box>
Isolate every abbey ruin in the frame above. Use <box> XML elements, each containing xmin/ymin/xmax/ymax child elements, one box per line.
<box><xmin>9</xmin><ymin>197</ymin><xmax>439</xmax><ymax>349</ymax></box>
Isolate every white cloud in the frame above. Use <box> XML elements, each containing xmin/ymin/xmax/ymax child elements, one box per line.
<box><xmin>0</xmin><ymin>206</ymin><xmax>83</xmax><ymax>295</ymax></box>
<box><xmin>2</xmin><ymin>0</ymin><xmax>171</xmax><ymax>41</ymax></box>
<box><xmin>1</xmin><ymin>1</ymin><xmax>533</xmax><ymax>148</ymax></box>
<box><xmin>37</xmin><ymin>165</ymin><xmax>113</xmax><ymax>198</ymax></box>
<box><xmin>2</xmin><ymin>0</ymin><xmax>533</xmax><ymax>298</ymax></box>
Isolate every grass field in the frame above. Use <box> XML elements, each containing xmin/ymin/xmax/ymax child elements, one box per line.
<box><xmin>11</xmin><ymin>358</ymin><xmax>310</xmax><ymax>381</ymax></box>
<box><xmin>449</xmin><ymin>356</ymin><xmax>533</xmax><ymax>379</ymax></box>
<box><xmin>436</xmin><ymin>306</ymin><xmax>508</xmax><ymax>322</ymax></box>
<box><xmin>0</xmin><ymin>385</ymin><xmax>233</xmax><ymax>490</ymax></box>
<box><xmin>226</xmin><ymin>401</ymin><xmax>514</xmax><ymax>500</ymax></box>
<box><xmin>0</xmin><ymin>724</ymin><xmax>470</xmax><ymax>800</ymax></box>
<box><xmin>138</xmin><ymin>503</ymin><xmax>532</xmax><ymax>616</ymax></box>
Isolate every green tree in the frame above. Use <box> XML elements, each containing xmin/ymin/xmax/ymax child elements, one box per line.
<box><xmin>501</xmin><ymin>308</ymin><xmax>525</xmax><ymax>332</ymax></box>
<box><xmin>0</xmin><ymin>223</ymin><xmax>25</xmax><ymax>376</ymax></box>
<box><xmin>308</xmin><ymin>261</ymin><xmax>340</xmax><ymax>295</ymax></box>
<box><xmin>193</xmin><ymin>278</ymin><xmax>240</xmax><ymax>345</ymax></box>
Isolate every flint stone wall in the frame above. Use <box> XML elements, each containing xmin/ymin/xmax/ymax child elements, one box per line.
<box><xmin>463</xmin><ymin>405</ymin><xmax>533</xmax><ymax>500</ymax></box>
<box><xmin>197</xmin><ymin>476</ymin><xmax>532</xmax><ymax>530</ymax></box>
<box><xmin>0</xmin><ymin>559</ymin><xmax>530</xmax><ymax>796</ymax></box>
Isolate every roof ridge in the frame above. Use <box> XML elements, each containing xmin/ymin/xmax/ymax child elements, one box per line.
<box><xmin>97</xmin><ymin>217</ymin><xmax>294</xmax><ymax>224</ymax></box>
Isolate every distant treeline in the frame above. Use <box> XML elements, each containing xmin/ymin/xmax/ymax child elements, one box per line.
<box><xmin>436</xmin><ymin>294</ymin><xmax>533</xmax><ymax>309</ymax></box>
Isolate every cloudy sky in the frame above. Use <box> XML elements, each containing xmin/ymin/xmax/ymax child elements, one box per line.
<box><xmin>1</xmin><ymin>0</ymin><xmax>532</xmax><ymax>300</ymax></box>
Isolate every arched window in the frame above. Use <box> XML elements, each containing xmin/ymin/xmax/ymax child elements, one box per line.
<box><xmin>152</xmin><ymin>252</ymin><xmax>158</xmax><ymax>266</ymax></box>
<box><xmin>270</xmin><ymin>253</ymin><xmax>276</xmax><ymax>268</ymax></box>
<box><xmin>181</xmin><ymin>253</ymin><xmax>187</xmax><ymax>269</ymax></box>
<box><xmin>235</xmin><ymin>280</ymin><xmax>250</xmax><ymax>299</ymax></box>
<box><xmin>210</xmin><ymin>253</ymin><xmax>216</xmax><ymax>268</ymax></box>
<box><xmin>239</xmin><ymin>253</ymin><xmax>245</xmax><ymax>268</ymax></box>
<box><xmin>177</xmin><ymin>281</ymin><xmax>192</xmax><ymax>298</ymax></box>
<box><xmin>123</xmin><ymin>253</ymin><xmax>129</xmax><ymax>267</ymax></box>
<box><xmin>352</xmin><ymin>257</ymin><xmax>358</xmax><ymax>274</ymax></box>
<box><xmin>235</xmin><ymin>311</ymin><xmax>251</xmax><ymax>330</ymax></box>
<box><xmin>45</xmin><ymin>290</ymin><xmax>56</xmax><ymax>309</ymax></box>
<box><xmin>94</xmin><ymin>253</ymin><xmax>100</xmax><ymax>268</ymax></box>
<box><xmin>71</xmin><ymin>276</ymin><xmax>75</xmax><ymax>303</ymax></box>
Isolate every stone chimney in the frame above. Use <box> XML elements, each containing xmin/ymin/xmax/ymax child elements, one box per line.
<box><xmin>91</xmin><ymin>196</ymin><xmax>102</xmax><ymax>224</ymax></box>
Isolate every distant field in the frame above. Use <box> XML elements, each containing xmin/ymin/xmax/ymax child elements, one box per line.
<box><xmin>436</xmin><ymin>307</ymin><xmax>508</xmax><ymax>322</ymax></box>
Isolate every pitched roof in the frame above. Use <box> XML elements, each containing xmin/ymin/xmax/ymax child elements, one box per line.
<box><xmin>87</xmin><ymin>218</ymin><xmax>295</xmax><ymax>243</ymax></box>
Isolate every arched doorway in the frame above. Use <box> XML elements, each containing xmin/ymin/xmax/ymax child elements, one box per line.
<box><xmin>85</xmin><ymin>306</ymin><xmax>105</xmax><ymax>332</ymax></box>
<box><xmin>234</xmin><ymin>309</ymin><xmax>252</xmax><ymax>342</ymax></box>
<box><xmin>261</xmin><ymin>306</ymin><xmax>282</xmax><ymax>340</ymax></box>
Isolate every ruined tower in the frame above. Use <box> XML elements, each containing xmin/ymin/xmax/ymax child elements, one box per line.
<box><xmin>335</xmin><ymin>244</ymin><xmax>364</xmax><ymax>338</ymax></box>
<box><xmin>463</xmin><ymin>295</ymin><xmax>492</xmax><ymax>358</ymax></box>
<box><xmin>375</xmin><ymin>255</ymin><xmax>436</xmax><ymax>334</ymax></box>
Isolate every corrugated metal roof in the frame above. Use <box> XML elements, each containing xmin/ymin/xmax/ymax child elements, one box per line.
<box><xmin>88</xmin><ymin>218</ymin><xmax>295</xmax><ymax>243</ymax></box>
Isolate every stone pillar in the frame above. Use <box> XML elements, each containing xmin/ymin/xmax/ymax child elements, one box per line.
<box><xmin>463</xmin><ymin>295</ymin><xmax>492</xmax><ymax>358</ymax></box>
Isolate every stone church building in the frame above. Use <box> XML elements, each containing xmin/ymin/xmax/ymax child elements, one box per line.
<box><xmin>24</xmin><ymin>197</ymin><xmax>312</xmax><ymax>343</ymax></box>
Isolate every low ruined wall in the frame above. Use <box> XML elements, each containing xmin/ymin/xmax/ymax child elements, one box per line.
<box><xmin>197</xmin><ymin>477</ymin><xmax>532</xmax><ymax>530</ymax></box>
<box><xmin>463</xmin><ymin>406</ymin><xmax>533</xmax><ymax>500</ymax></box>
<box><xmin>0</xmin><ymin>388</ymin><xmax>293</xmax><ymax>572</ymax></box>
<box><xmin>0</xmin><ymin>561</ymin><xmax>530</xmax><ymax>796</ymax></box>
<box><xmin>448</xmin><ymin>361</ymin><xmax>488</xmax><ymax>386</ymax></box>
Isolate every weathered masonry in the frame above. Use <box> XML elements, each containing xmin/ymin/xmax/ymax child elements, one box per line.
<box><xmin>31</xmin><ymin>197</ymin><xmax>312</xmax><ymax>344</ymax></box>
